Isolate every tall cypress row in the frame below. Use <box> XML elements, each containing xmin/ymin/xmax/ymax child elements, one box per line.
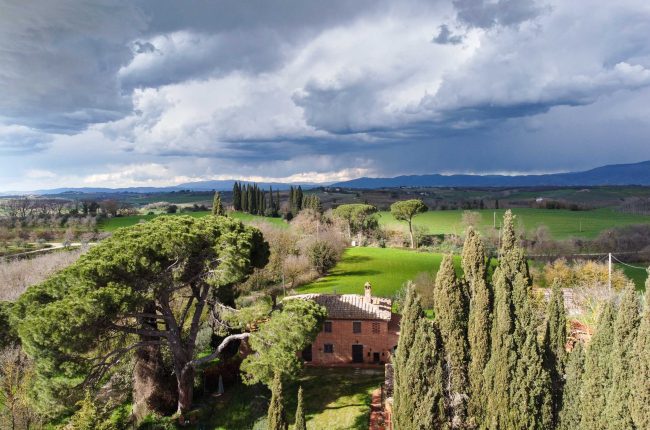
<box><xmin>392</xmin><ymin>284</ymin><xmax>425</xmax><ymax>429</ymax></box>
<box><xmin>631</xmin><ymin>278</ymin><xmax>650</xmax><ymax>429</ymax></box>
<box><xmin>580</xmin><ymin>301</ymin><xmax>616</xmax><ymax>429</ymax></box>
<box><xmin>462</xmin><ymin>228</ymin><xmax>491</xmax><ymax>425</ymax></box>
<box><xmin>267</xmin><ymin>372</ymin><xmax>288</xmax><ymax>430</ymax></box>
<box><xmin>232</xmin><ymin>182</ymin><xmax>241</xmax><ymax>211</ymax></box>
<box><xmin>434</xmin><ymin>255</ymin><xmax>469</xmax><ymax>428</ymax></box>
<box><xmin>605</xmin><ymin>283</ymin><xmax>640</xmax><ymax>429</ymax></box>
<box><xmin>558</xmin><ymin>343</ymin><xmax>585</xmax><ymax>430</ymax></box>
<box><xmin>296</xmin><ymin>186</ymin><xmax>303</xmax><ymax>212</ymax></box>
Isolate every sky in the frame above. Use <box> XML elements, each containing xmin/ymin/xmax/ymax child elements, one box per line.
<box><xmin>1</xmin><ymin>0</ymin><xmax>650</xmax><ymax>191</ymax></box>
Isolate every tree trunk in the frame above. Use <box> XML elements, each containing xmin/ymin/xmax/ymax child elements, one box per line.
<box><xmin>133</xmin><ymin>342</ymin><xmax>176</xmax><ymax>419</ymax></box>
<box><xmin>408</xmin><ymin>220</ymin><xmax>415</xmax><ymax>249</ymax></box>
<box><xmin>176</xmin><ymin>366</ymin><xmax>195</xmax><ymax>416</ymax></box>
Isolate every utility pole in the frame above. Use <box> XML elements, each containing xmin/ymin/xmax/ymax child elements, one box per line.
<box><xmin>608</xmin><ymin>253</ymin><xmax>612</xmax><ymax>291</ymax></box>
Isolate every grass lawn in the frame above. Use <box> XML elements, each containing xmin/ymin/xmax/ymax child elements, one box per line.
<box><xmin>98</xmin><ymin>211</ymin><xmax>286</xmax><ymax>232</ymax></box>
<box><xmin>193</xmin><ymin>367</ymin><xmax>383</xmax><ymax>430</ymax></box>
<box><xmin>377</xmin><ymin>208</ymin><xmax>650</xmax><ymax>240</ymax></box>
<box><xmin>298</xmin><ymin>247</ymin><xmax>458</xmax><ymax>298</ymax></box>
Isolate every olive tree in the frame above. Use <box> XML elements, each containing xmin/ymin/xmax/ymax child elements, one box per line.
<box><xmin>332</xmin><ymin>204</ymin><xmax>378</xmax><ymax>241</ymax></box>
<box><xmin>390</xmin><ymin>199</ymin><xmax>428</xmax><ymax>248</ymax></box>
<box><xmin>12</xmin><ymin>215</ymin><xmax>269</xmax><ymax>415</ymax></box>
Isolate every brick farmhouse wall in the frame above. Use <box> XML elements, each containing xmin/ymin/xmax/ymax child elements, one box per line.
<box><xmin>308</xmin><ymin>318</ymin><xmax>399</xmax><ymax>365</ymax></box>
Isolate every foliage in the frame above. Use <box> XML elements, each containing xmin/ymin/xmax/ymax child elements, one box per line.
<box><xmin>433</xmin><ymin>255</ymin><xmax>469</xmax><ymax>428</ymax></box>
<box><xmin>462</xmin><ymin>228</ymin><xmax>491</xmax><ymax>426</ymax></box>
<box><xmin>390</xmin><ymin>199</ymin><xmax>428</xmax><ymax>248</ymax></box>
<box><xmin>267</xmin><ymin>372</ymin><xmax>288</xmax><ymax>430</ymax></box>
<box><xmin>332</xmin><ymin>204</ymin><xmax>378</xmax><ymax>239</ymax></box>
<box><xmin>392</xmin><ymin>284</ymin><xmax>424</xmax><ymax>429</ymax></box>
<box><xmin>241</xmin><ymin>299</ymin><xmax>326</xmax><ymax>386</ymax></box>
<box><xmin>11</xmin><ymin>215</ymin><xmax>269</xmax><ymax>415</ymax></box>
<box><xmin>632</xmin><ymin>285</ymin><xmax>650</xmax><ymax>428</ymax></box>
<box><xmin>0</xmin><ymin>346</ymin><xmax>41</xmax><ymax>429</ymax></box>
<box><xmin>212</xmin><ymin>192</ymin><xmax>225</xmax><ymax>216</ymax></box>
<box><xmin>557</xmin><ymin>343</ymin><xmax>584</xmax><ymax>430</ymax></box>
<box><xmin>294</xmin><ymin>386</ymin><xmax>306</xmax><ymax>430</ymax></box>
<box><xmin>306</xmin><ymin>239</ymin><xmax>340</xmax><ymax>275</ymax></box>
<box><xmin>604</xmin><ymin>283</ymin><xmax>640</xmax><ymax>429</ymax></box>
<box><xmin>543</xmin><ymin>258</ymin><xmax>630</xmax><ymax>291</ymax></box>
<box><xmin>579</xmin><ymin>301</ymin><xmax>616</xmax><ymax>429</ymax></box>
<box><xmin>543</xmin><ymin>281</ymin><xmax>567</xmax><ymax>425</ymax></box>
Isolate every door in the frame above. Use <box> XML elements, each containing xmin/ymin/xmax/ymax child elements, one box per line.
<box><xmin>373</xmin><ymin>352</ymin><xmax>380</xmax><ymax>364</ymax></box>
<box><xmin>302</xmin><ymin>344</ymin><xmax>312</xmax><ymax>362</ymax></box>
<box><xmin>352</xmin><ymin>344</ymin><xmax>364</xmax><ymax>363</ymax></box>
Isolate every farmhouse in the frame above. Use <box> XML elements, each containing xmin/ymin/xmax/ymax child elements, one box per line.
<box><xmin>287</xmin><ymin>282</ymin><xmax>400</xmax><ymax>365</ymax></box>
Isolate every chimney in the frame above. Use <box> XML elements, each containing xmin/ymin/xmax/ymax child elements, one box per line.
<box><xmin>364</xmin><ymin>281</ymin><xmax>372</xmax><ymax>303</ymax></box>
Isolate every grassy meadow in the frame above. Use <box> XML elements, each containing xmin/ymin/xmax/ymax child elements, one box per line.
<box><xmin>98</xmin><ymin>211</ymin><xmax>287</xmax><ymax>232</ymax></box>
<box><xmin>192</xmin><ymin>367</ymin><xmax>382</xmax><ymax>430</ymax></box>
<box><xmin>377</xmin><ymin>208</ymin><xmax>650</xmax><ymax>240</ymax></box>
<box><xmin>298</xmin><ymin>247</ymin><xmax>459</xmax><ymax>297</ymax></box>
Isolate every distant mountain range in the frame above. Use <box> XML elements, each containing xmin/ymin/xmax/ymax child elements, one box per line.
<box><xmin>331</xmin><ymin>160</ymin><xmax>650</xmax><ymax>189</ymax></box>
<box><xmin>3</xmin><ymin>161</ymin><xmax>650</xmax><ymax>197</ymax></box>
<box><xmin>9</xmin><ymin>180</ymin><xmax>318</xmax><ymax>196</ymax></box>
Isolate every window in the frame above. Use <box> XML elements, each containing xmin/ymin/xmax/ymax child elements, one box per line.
<box><xmin>324</xmin><ymin>321</ymin><xmax>332</xmax><ymax>333</ymax></box>
<box><xmin>372</xmin><ymin>322</ymin><xmax>380</xmax><ymax>334</ymax></box>
<box><xmin>324</xmin><ymin>344</ymin><xmax>334</xmax><ymax>353</ymax></box>
<box><xmin>353</xmin><ymin>321</ymin><xmax>362</xmax><ymax>333</ymax></box>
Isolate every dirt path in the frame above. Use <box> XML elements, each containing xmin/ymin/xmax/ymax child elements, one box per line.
<box><xmin>369</xmin><ymin>387</ymin><xmax>388</xmax><ymax>430</ymax></box>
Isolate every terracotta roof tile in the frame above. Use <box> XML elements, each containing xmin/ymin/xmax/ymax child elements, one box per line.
<box><xmin>285</xmin><ymin>294</ymin><xmax>392</xmax><ymax>321</ymax></box>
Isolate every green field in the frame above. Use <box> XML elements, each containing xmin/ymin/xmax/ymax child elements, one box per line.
<box><xmin>298</xmin><ymin>247</ymin><xmax>455</xmax><ymax>297</ymax></box>
<box><xmin>377</xmin><ymin>208</ymin><xmax>650</xmax><ymax>240</ymax></box>
<box><xmin>194</xmin><ymin>367</ymin><xmax>382</xmax><ymax>430</ymax></box>
<box><xmin>98</xmin><ymin>211</ymin><xmax>287</xmax><ymax>232</ymax></box>
<box><xmin>299</xmin><ymin>247</ymin><xmax>647</xmax><ymax>298</ymax></box>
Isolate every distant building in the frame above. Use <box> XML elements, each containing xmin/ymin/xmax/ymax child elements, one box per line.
<box><xmin>286</xmin><ymin>282</ymin><xmax>400</xmax><ymax>365</ymax></box>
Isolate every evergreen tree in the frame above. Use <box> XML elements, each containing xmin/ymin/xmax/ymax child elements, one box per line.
<box><xmin>580</xmin><ymin>301</ymin><xmax>616</xmax><ymax>429</ymax></box>
<box><xmin>267</xmin><ymin>372</ymin><xmax>288</xmax><ymax>430</ymax></box>
<box><xmin>631</xmin><ymin>278</ymin><xmax>650</xmax><ymax>429</ymax></box>
<box><xmin>483</xmin><ymin>267</ymin><xmax>516</xmax><ymax>429</ymax></box>
<box><xmin>269</xmin><ymin>187</ymin><xmax>275</xmax><ymax>215</ymax></box>
<box><xmin>405</xmin><ymin>319</ymin><xmax>448</xmax><ymax>430</ymax></box>
<box><xmin>247</xmin><ymin>185</ymin><xmax>254</xmax><ymax>214</ymax></box>
<box><xmin>543</xmin><ymin>281</ymin><xmax>567</xmax><ymax>425</ymax></box>
<box><xmin>294</xmin><ymin>386</ymin><xmax>306</xmax><ymax>430</ymax></box>
<box><xmin>289</xmin><ymin>187</ymin><xmax>295</xmax><ymax>214</ymax></box>
<box><xmin>434</xmin><ymin>255</ymin><xmax>469</xmax><ymax>428</ymax></box>
<box><xmin>212</xmin><ymin>192</ymin><xmax>224</xmax><ymax>216</ymax></box>
<box><xmin>462</xmin><ymin>228</ymin><xmax>491</xmax><ymax>425</ymax></box>
<box><xmin>393</xmin><ymin>284</ymin><xmax>425</xmax><ymax>429</ymax></box>
<box><xmin>242</xmin><ymin>184</ymin><xmax>249</xmax><ymax>212</ymax></box>
<box><xmin>605</xmin><ymin>283</ymin><xmax>640</xmax><ymax>429</ymax></box>
<box><xmin>233</xmin><ymin>182</ymin><xmax>241</xmax><ymax>211</ymax></box>
<box><xmin>296</xmin><ymin>186</ymin><xmax>303</xmax><ymax>212</ymax></box>
<box><xmin>276</xmin><ymin>190</ymin><xmax>281</xmax><ymax>214</ymax></box>
<box><xmin>558</xmin><ymin>343</ymin><xmax>585</xmax><ymax>430</ymax></box>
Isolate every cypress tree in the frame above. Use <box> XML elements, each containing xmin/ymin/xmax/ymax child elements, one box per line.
<box><xmin>212</xmin><ymin>192</ymin><xmax>224</xmax><ymax>216</ymax></box>
<box><xmin>580</xmin><ymin>301</ymin><xmax>616</xmax><ymax>429</ymax></box>
<box><xmin>289</xmin><ymin>187</ymin><xmax>295</xmax><ymax>214</ymax></box>
<box><xmin>543</xmin><ymin>280</ymin><xmax>567</xmax><ymax>425</ymax></box>
<box><xmin>434</xmin><ymin>255</ymin><xmax>469</xmax><ymax>428</ymax></box>
<box><xmin>233</xmin><ymin>182</ymin><xmax>241</xmax><ymax>211</ymax></box>
<box><xmin>463</xmin><ymin>228</ymin><xmax>491</xmax><ymax>425</ymax></box>
<box><xmin>267</xmin><ymin>372</ymin><xmax>287</xmax><ymax>430</ymax></box>
<box><xmin>631</xmin><ymin>278</ymin><xmax>650</xmax><ymax>429</ymax></box>
<box><xmin>248</xmin><ymin>185</ymin><xmax>254</xmax><ymax>214</ymax></box>
<box><xmin>406</xmin><ymin>319</ymin><xmax>448</xmax><ymax>430</ymax></box>
<box><xmin>276</xmin><ymin>190</ymin><xmax>280</xmax><ymax>214</ymax></box>
<box><xmin>269</xmin><ymin>187</ymin><xmax>274</xmax><ymax>214</ymax></box>
<box><xmin>242</xmin><ymin>184</ymin><xmax>249</xmax><ymax>212</ymax></box>
<box><xmin>294</xmin><ymin>386</ymin><xmax>306</xmax><ymax>430</ymax></box>
<box><xmin>558</xmin><ymin>343</ymin><xmax>585</xmax><ymax>430</ymax></box>
<box><xmin>393</xmin><ymin>284</ymin><xmax>425</xmax><ymax>429</ymax></box>
<box><xmin>483</xmin><ymin>267</ymin><xmax>516</xmax><ymax>429</ymax></box>
<box><xmin>605</xmin><ymin>283</ymin><xmax>640</xmax><ymax>429</ymax></box>
<box><xmin>296</xmin><ymin>186</ymin><xmax>303</xmax><ymax>211</ymax></box>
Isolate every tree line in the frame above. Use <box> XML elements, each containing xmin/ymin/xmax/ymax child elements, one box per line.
<box><xmin>231</xmin><ymin>182</ymin><xmax>321</xmax><ymax>218</ymax></box>
<box><xmin>392</xmin><ymin>210</ymin><xmax>650</xmax><ymax>429</ymax></box>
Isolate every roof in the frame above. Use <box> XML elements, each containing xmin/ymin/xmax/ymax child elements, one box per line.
<box><xmin>285</xmin><ymin>293</ymin><xmax>393</xmax><ymax>321</ymax></box>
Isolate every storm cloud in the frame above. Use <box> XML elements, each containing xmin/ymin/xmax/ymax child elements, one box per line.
<box><xmin>1</xmin><ymin>0</ymin><xmax>650</xmax><ymax>191</ymax></box>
